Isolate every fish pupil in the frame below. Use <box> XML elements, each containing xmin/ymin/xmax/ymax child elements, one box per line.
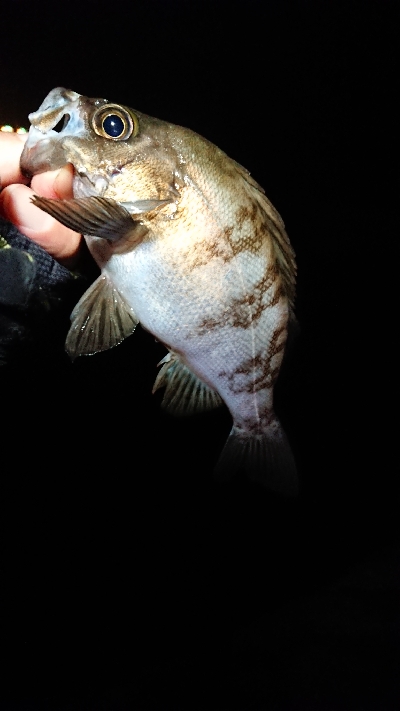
<box><xmin>103</xmin><ymin>114</ymin><xmax>124</xmax><ymax>138</ymax></box>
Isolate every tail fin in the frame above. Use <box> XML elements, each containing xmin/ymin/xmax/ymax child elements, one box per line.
<box><xmin>214</xmin><ymin>422</ymin><xmax>298</xmax><ymax>496</ymax></box>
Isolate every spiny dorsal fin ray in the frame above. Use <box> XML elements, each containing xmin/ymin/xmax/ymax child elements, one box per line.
<box><xmin>153</xmin><ymin>352</ymin><xmax>223</xmax><ymax>416</ymax></box>
<box><xmin>65</xmin><ymin>273</ymin><xmax>139</xmax><ymax>359</ymax></box>
<box><xmin>233</xmin><ymin>161</ymin><xmax>297</xmax><ymax>310</ymax></box>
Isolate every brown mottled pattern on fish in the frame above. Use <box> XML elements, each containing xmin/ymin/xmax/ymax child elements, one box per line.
<box><xmin>218</xmin><ymin>324</ymin><xmax>286</xmax><ymax>395</ymax></box>
<box><xmin>197</xmin><ymin>264</ymin><xmax>281</xmax><ymax>332</ymax></box>
<box><xmin>21</xmin><ymin>88</ymin><xmax>298</xmax><ymax>495</ymax></box>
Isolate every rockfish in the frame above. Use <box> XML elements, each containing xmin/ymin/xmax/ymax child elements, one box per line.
<box><xmin>20</xmin><ymin>88</ymin><xmax>298</xmax><ymax>495</ymax></box>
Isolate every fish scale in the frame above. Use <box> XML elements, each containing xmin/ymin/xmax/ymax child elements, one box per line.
<box><xmin>21</xmin><ymin>87</ymin><xmax>297</xmax><ymax>495</ymax></box>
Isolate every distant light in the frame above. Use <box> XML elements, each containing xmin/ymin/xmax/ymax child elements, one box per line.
<box><xmin>0</xmin><ymin>125</ymin><xmax>28</xmax><ymax>134</ymax></box>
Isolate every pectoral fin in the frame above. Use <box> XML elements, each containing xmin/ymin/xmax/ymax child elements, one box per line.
<box><xmin>121</xmin><ymin>199</ymin><xmax>172</xmax><ymax>214</ymax></box>
<box><xmin>31</xmin><ymin>195</ymin><xmax>171</xmax><ymax>242</ymax></box>
<box><xmin>153</xmin><ymin>352</ymin><xmax>223</xmax><ymax>415</ymax></box>
<box><xmin>66</xmin><ymin>273</ymin><xmax>139</xmax><ymax>358</ymax></box>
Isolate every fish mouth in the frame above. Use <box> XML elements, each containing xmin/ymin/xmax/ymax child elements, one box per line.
<box><xmin>20</xmin><ymin>127</ymin><xmax>72</xmax><ymax>179</ymax></box>
<box><xmin>20</xmin><ymin>87</ymin><xmax>109</xmax><ymax>188</ymax></box>
<box><xmin>20</xmin><ymin>136</ymin><xmax>109</xmax><ymax>198</ymax></box>
<box><xmin>21</xmin><ymin>149</ymin><xmax>111</xmax><ymax>211</ymax></box>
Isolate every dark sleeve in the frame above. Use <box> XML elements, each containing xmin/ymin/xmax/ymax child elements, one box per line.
<box><xmin>0</xmin><ymin>216</ymin><xmax>75</xmax><ymax>289</ymax></box>
<box><xmin>0</xmin><ymin>217</ymin><xmax>94</xmax><ymax>368</ymax></box>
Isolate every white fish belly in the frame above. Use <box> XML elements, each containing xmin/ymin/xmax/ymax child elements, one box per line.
<box><xmin>94</xmin><ymin>232</ymin><xmax>288</xmax><ymax>432</ymax></box>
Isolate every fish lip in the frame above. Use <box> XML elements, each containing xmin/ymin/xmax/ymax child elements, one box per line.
<box><xmin>20</xmin><ymin>134</ymin><xmax>70</xmax><ymax>179</ymax></box>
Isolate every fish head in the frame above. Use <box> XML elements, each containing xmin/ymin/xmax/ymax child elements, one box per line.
<box><xmin>20</xmin><ymin>87</ymin><xmax>180</xmax><ymax>202</ymax></box>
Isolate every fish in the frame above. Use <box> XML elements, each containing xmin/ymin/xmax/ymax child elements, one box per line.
<box><xmin>20</xmin><ymin>87</ymin><xmax>298</xmax><ymax>495</ymax></box>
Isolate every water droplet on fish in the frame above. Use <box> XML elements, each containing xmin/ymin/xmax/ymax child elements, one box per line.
<box><xmin>95</xmin><ymin>177</ymin><xmax>108</xmax><ymax>194</ymax></box>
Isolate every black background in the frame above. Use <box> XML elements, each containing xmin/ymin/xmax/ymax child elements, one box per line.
<box><xmin>0</xmin><ymin>1</ymin><xmax>398</xmax><ymax>709</ymax></box>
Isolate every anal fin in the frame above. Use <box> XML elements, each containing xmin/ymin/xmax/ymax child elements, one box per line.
<box><xmin>153</xmin><ymin>352</ymin><xmax>223</xmax><ymax>416</ymax></box>
<box><xmin>66</xmin><ymin>273</ymin><xmax>139</xmax><ymax>358</ymax></box>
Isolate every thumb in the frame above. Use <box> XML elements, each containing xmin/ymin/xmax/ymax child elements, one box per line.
<box><xmin>30</xmin><ymin>163</ymin><xmax>75</xmax><ymax>199</ymax></box>
<box><xmin>0</xmin><ymin>182</ymin><xmax>81</xmax><ymax>266</ymax></box>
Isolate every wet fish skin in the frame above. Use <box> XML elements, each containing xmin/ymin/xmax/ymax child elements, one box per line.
<box><xmin>21</xmin><ymin>88</ymin><xmax>298</xmax><ymax>495</ymax></box>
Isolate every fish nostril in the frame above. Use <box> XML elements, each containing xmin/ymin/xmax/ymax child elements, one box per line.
<box><xmin>53</xmin><ymin>113</ymin><xmax>70</xmax><ymax>133</ymax></box>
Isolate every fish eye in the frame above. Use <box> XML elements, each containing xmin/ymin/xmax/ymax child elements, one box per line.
<box><xmin>92</xmin><ymin>104</ymin><xmax>139</xmax><ymax>141</ymax></box>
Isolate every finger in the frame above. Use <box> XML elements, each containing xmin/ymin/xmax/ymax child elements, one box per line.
<box><xmin>0</xmin><ymin>133</ymin><xmax>29</xmax><ymax>187</ymax></box>
<box><xmin>0</xmin><ymin>183</ymin><xmax>81</xmax><ymax>265</ymax></box>
<box><xmin>31</xmin><ymin>163</ymin><xmax>75</xmax><ymax>200</ymax></box>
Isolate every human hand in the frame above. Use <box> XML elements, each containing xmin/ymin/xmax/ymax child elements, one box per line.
<box><xmin>0</xmin><ymin>132</ymin><xmax>82</xmax><ymax>267</ymax></box>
